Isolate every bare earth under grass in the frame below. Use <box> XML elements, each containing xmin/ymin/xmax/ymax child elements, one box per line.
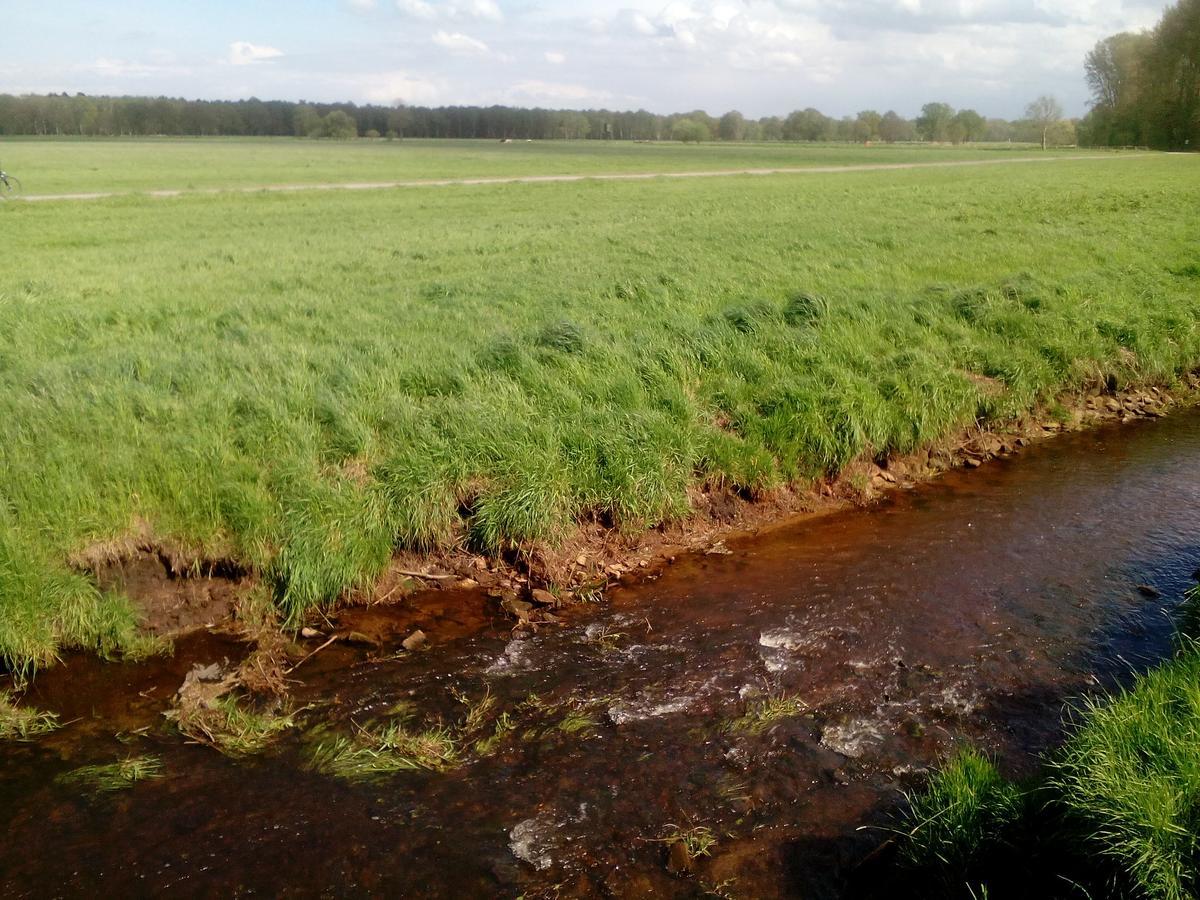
<box><xmin>0</xmin><ymin>146</ymin><xmax>1197</xmax><ymax>673</ymax></box>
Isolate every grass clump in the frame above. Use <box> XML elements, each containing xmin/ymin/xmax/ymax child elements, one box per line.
<box><xmin>891</xmin><ymin>587</ymin><xmax>1200</xmax><ymax>899</ymax></box>
<box><xmin>175</xmin><ymin>696</ymin><xmax>299</xmax><ymax>756</ymax></box>
<box><xmin>0</xmin><ymin>691</ymin><xmax>59</xmax><ymax>740</ymax></box>
<box><xmin>782</xmin><ymin>292</ymin><xmax>828</xmax><ymax>326</ymax></box>
<box><xmin>536</xmin><ymin>320</ymin><xmax>585</xmax><ymax>354</ymax></box>
<box><xmin>309</xmin><ymin>721</ymin><xmax>459</xmax><ymax>780</ymax></box>
<box><xmin>557</xmin><ymin>711</ymin><xmax>599</xmax><ymax>736</ymax></box>
<box><xmin>898</xmin><ymin>748</ymin><xmax>1025</xmax><ymax>876</ymax></box>
<box><xmin>56</xmin><ymin>754</ymin><xmax>163</xmax><ymax>793</ymax></box>
<box><xmin>1053</xmin><ymin>637</ymin><xmax>1200</xmax><ymax>900</ymax></box>
<box><xmin>723</xmin><ymin>692</ymin><xmax>807</xmax><ymax>735</ymax></box>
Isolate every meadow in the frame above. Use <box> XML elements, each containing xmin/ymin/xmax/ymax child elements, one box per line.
<box><xmin>0</xmin><ymin>141</ymin><xmax>1197</xmax><ymax>674</ymax></box>
<box><xmin>0</xmin><ymin>136</ymin><xmax>1096</xmax><ymax>195</ymax></box>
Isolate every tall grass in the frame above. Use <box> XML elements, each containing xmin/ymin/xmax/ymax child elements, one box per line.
<box><xmin>895</xmin><ymin>587</ymin><xmax>1200</xmax><ymax>900</ymax></box>
<box><xmin>1054</xmin><ymin>640</ymin><xmax>1200</xmax><ymax>900</ymax></box>
<box><xmin>0</xmin><ymin>153</ymin><xmax>1197</xmax><ymax>670</ymax></box>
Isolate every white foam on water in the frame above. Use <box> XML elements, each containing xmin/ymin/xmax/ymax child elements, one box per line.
<box><xmin>508</xmin><ymin>815</ymin><xmax>558</xmax><ymax>871</ymax></box>
<box><xmin>486</xmin><ymin>638</ymin><xmax>534</xmax><ymax>675</ymax></box>
<box><xmin>820</xmin><ymin>716</ymin><xmax>885</xmax><ymax>758</ymax></box>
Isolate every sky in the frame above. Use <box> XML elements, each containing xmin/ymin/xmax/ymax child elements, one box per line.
<box><xmin>0</xmin><ymin>0</ymin><xmax>1173</xmax><ymax>119</ymax></box>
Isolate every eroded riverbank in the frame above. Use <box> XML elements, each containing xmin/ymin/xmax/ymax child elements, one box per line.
<box><xmin>3</xmin><ymin>407</ymin><xmax>1200</xmax><ymax>897</ymax></box>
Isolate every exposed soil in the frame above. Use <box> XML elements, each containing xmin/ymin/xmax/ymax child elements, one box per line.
<box><xmin>349</xmin><ymin>375</ymin><xmax>1200</xmax><ymax>632</ymax></box>
<box><xmin>77</xmin><ymin>531</ymin><xmax>250</xmax><ymax>637</ymax></box>
<box><xmin>6</xmin><ymin>401</ymin><xmax>1200</xmax><ymax>897</ymax></box>
<box><xmin>67</xmin><ymin>373</ymin><xmax>1200</xmax><ymax>677</ymax></box>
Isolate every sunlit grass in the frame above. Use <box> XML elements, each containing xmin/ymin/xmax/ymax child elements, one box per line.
<box><xmin>723</xmin><ymin>692</ymin><xmax>808</xmax><ymax>735</ymax></box>
<box><xmin>174</xmin><ymin>696</ymin><xmax>299</xmax><ymax>756</ymax></box>
<box><xmin>0</xmin><ymin>137</ymin><xmax>1097</xmax><ymax>195</ymax></box>
<box><xmin>898</xmin><ymin>748</ymin><xmax>1026</xmax><ymax>878</ymax></box>
<box><xmin>56</xmin><ymin>754</ymin><xmax>163</xmax><ymax>793</ymax></box>
<box><xmin>895</xmin><ymin>587</ymin><xmax>1200</xmax><ymax>899</ymax></box>
<box><xmin>0</xmin><ymin>690</ymin><xmax>59</xmax><ymax>740</ymax></box>
<box><xmin>1053</xmin><ymin>635</ymin><xmax>1200</xmax><ymax>900</ymax></box>
<box><xmin>0</xmin><ymin>149</ymin><xmax>1197</xmax><ymax>671</ymax></box>
<box><xmin>309</xmin><ymin>721</ymin><xmax>459</xmax><ymax>779</ymax></box>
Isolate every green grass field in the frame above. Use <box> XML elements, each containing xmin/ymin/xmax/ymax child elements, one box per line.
<box><xmin>0</xmin><ymin>137</ymin><xmax>1102</xmax><ymax>194</ymax></box>
<box><xmin>0</xmin><ymin>141</ymin><xmax>1197</xmax><ymax>673</ymax></box>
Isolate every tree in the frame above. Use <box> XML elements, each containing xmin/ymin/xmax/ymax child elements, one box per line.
<box><xmin>783</xmin><ymin>107</ymin><xmax>832</xmax><ymax>141</ymax></box>
<box><xmin>1025</xmin><ymin>95</ymin><xmax>1064</xmax><ymax>149</ymax></box>
<box><xmin>1086</xmin><ymin>32</ymin><xmax>1153</xmax><ymax>112</ymax></box>
<box><xmin>1150</xmin><ymin>0</ymin><xmax>1200</xmax><ymax>149</ymax></box>
<box><xmin>877</xmin><ymin>110</ymin><xmax>914</xmax><ymax>142</ymax></box>
<box><xmin>294</xmin><ymin>104</ymin><xmax>320</xmax><ymax>137</ymax></box>
<box><xmin>555</xmin><ymin>111</ymin><xmax>590</xmax><ymax>139</ymax></box>
<box><xmin>671</xmin><ymin>117</ymin><xmax>709</xmax><ymax>143</ymax></box>
<box><xmin>916</xmin><ymin>102</ymin><xmax>955</xmax><ymax>141</ymax></box>
<box><xmin>855</xmin><ymin>109</ymin><xmax>882</xmax><ymax>142</ymax></box>
<box><xmin>312</xmin><ymin>109</ymin><xmax>359</xmax><ymax>139</ymax></box>
<box><xmin>387</xmin><ymin>102</ymin><xmax>413</xmax><ymax>139</ymax></box>
<box><xmin>952</xmin><ymin>109</ymin><xmax>986</xmax><ymax>142</ymax></box>
<box><xmin>984</xmin><ymin>118</ymin><xmax>1014</xmax><ymax>142</ymax></box>
<box><xmin>718</xmin><ymin>110</ymin><xmax>745</xmax><ymax>141</ymax></box>
<box><xmin>759</xmin><ymin>116</ymin><xmax>784</xmax><ymax>141</ymax></box>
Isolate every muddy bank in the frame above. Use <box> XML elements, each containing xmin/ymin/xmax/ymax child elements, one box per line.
<box><xmin>63</xmin><ymin>373</ymin><xmax>1200</xmax><ymax>660</ymax></box>
<box><xmin>3</xmin><ymin>403</ymin><xmax>1199</xmax><ymax>897</ymax></box>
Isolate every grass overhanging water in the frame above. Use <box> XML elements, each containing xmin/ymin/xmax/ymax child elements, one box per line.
<box><xmin>0</xmin><ymin>144</ymin><xmax>1197</xmax><ymax>674</ymax></box>
<box><xmin>896</xmin><ymin>585</ymin><xmax>1200</xmax><ymax>900</ymax></box>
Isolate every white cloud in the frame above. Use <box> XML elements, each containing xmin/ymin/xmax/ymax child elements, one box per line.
<box><xmin>395</xmin><ymin>0</ymin><xmax>502</xmax><ymax>21</ymax></box>
<box><xmin>501</xmin><ymin>79</ymin><xmax>615</xmax><ymax>105</ymax></box>
<box><xmin>91</xmin><ymin>57</ymin><xmax>165</xmax><ymax>77</ymax></box>
<box><xmin>357</xmin><ymin>71</ymin><xmax>445</xmax><ymax>104</ymax></box>
<box><xmin>396</xmin><ymin>0</ymin><xmax>437</xmax><ymax>18</ymax></box>
<box><xmin>615</xmin><ymin>9</ymin><xmax>660</xmax><ymax>36</ymax></box>
<box><xmin>544</xmin><ymin>50</ymin><xmax>566</xmax><ymax>64</ymax></box>
<box><xmin>228</xmin><ymin>42</ymin><xmax>284</xmax><ymax>66</ymax></box>
<box><xmin>453</xmin><ymin>0</ymin><xmax>502</xmax><ymax>21</ymax></box>
<box><xmin>432</xmin><ymin>30</ymin><xmax>490</xmax><ymax>55</ymax></box>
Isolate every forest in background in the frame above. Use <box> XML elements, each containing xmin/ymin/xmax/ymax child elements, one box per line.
<box><xmin>1082</xmin><ymin>0</ymin><xmax>1199</xmax><ymax>149</ymax></box>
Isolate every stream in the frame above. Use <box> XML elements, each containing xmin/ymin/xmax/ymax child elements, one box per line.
<box><xmin>3</xmin><ymin>408</ymin><xmax>1200</xmax><ymax>898</ymax></box>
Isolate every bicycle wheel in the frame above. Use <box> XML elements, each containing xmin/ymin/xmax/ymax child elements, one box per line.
<box><xmin>0</xmin><ymin>176</ymin><xmax>22</xmax><ymax>200</ymax></box>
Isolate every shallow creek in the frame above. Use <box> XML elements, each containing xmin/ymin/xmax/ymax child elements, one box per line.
<box><xmin>3</xmin><ymin>409</ymin><xmax>1200</xmax><ymax>898</ymax></box>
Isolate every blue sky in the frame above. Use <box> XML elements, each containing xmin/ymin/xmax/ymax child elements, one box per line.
<box><xmin>1</xmin><ymin>0</ymin><xmax>1172</xmax><ymax>118</ymax></box>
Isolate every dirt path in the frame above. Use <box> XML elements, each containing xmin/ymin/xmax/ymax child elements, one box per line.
<box><xmin>17</xmin><ymin>153</ymin><xmax>1149</xmax><ymax>203</ymax></box>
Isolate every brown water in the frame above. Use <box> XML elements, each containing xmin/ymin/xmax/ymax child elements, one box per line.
<box><xmin>3</xmin><ymin>409</ymin><xmax>1200</xmax><ymax>898</ymax></box>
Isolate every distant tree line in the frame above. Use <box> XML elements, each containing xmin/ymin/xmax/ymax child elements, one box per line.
<box><xmin>1079</xmin><ymin>0</ymin><xmax>1199</xmax><ymax>149</ymax></box>
<box><xmin>0</xmin><ymin>92</ymin><xmax>1074</xmax><ymax>145</ymax></box>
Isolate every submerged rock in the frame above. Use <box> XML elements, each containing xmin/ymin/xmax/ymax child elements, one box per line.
<box><xmin>820</xmin><ymin>716</ymin><xmax>884</xmax><ymax>759</ymax></box>
<box><xmin>607</xmin><ymin>696</ymin><xmax>693</xmax><ymax>726</ymax></box>
<box><xmin>486</xmin><ymin>638</ymin><xmax>534</xmax><ymax>675</ymax></box>
<box><xmin>402</xmin><ymin>629</ymin><xmax>428</xmax><ymax>651</ymax></box>
<box><xmin>509</xmin><ymin>816</ymin><xmax>557</xmax><ymax>871</ymax></box>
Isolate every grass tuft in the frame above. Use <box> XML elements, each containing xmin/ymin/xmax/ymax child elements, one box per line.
<box><xmin>309</xmin><ymin>720</ymin><xmax>459</xmax><ymax>779</ymax></box>
<box><xmin>782</xmin><ymin>292</ymin><xmax>828</xmax><ymax>326</ymax></box>
<box><xmin>898</xmin><ymin>748</ymin><xmax>1025</xmax><ymax>874</ymax></box>
<box><xmin>1052</xmin><ymin>634</ymin><xmax>1200</xmax><ymax>900</ymax></box>
<box><xmin>56</xmin><ymin>754</ymin><xmax>163</xmax><ymax>793</ymax></box>
<box><xmin>536</xmin><ymin>320</ymin><xmax>585</xmax><ymax>354</ymax></box>
<box><xmin>0</xmin><ymin>691</ymin><xmax>59</xmax><ymax>740</ymax></box>
<box><xmin>175</xmin><ymin>696</ymin><xmax>299</xmax><ymax>756</ymax></box>
<box><xmin>723</xmin><ymin>692</ymin><xmax>808</xmax><ymax>735</ymax></box>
